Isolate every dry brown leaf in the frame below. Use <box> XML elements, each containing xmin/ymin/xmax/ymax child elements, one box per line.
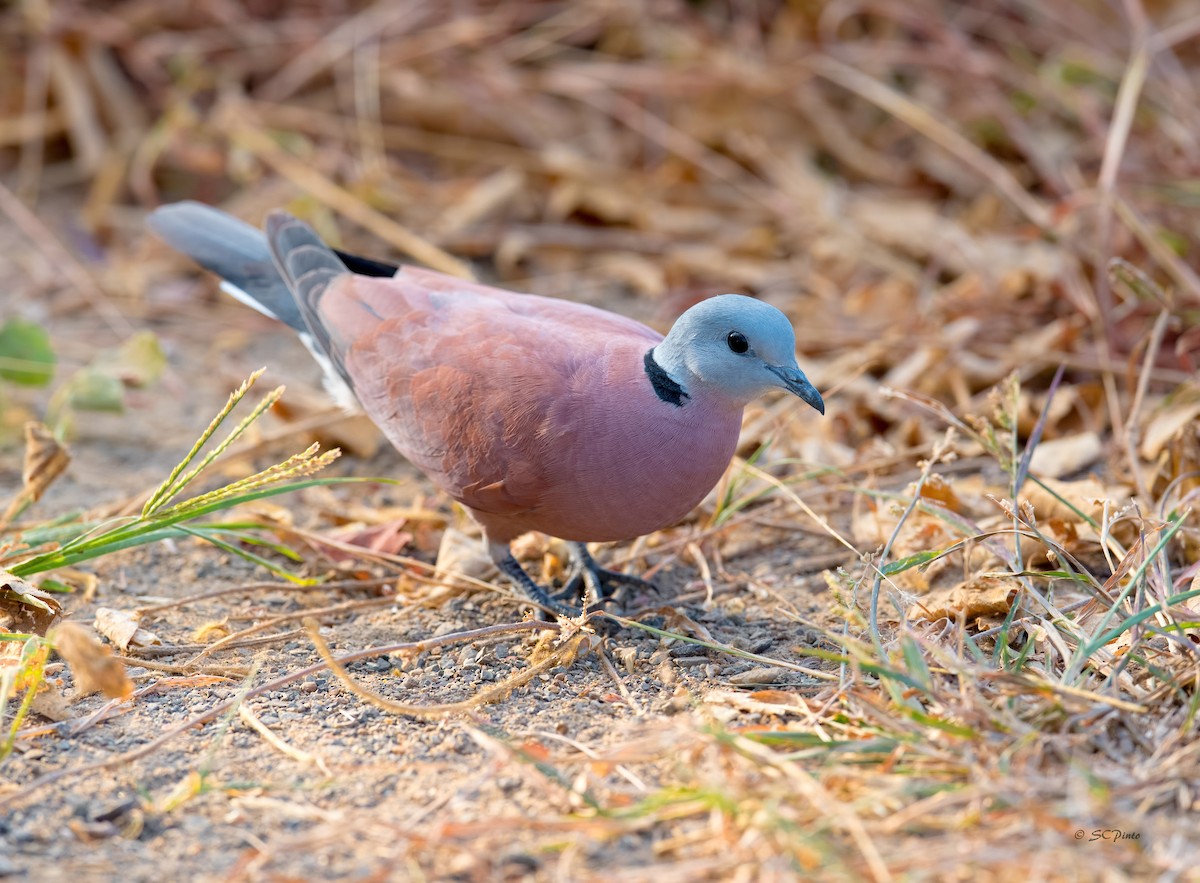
<box><xmin>55</xmin><ymin>568</ymin><xmax>100</xmax><ymax>602</ymax></box>
<box><xmin>1028</xmin><ymin>432</ymin><xmax>1103</xmax><ymax>479</ymax></box>
<box><xmin>30</xmin><ymin>684</ymin><xmax>74</xmax><ymax>721</ymax></box>
<box><xmin>1180</xmin><ymin>524</ymin><xmax>1200</xmax><ymax>568</ymax></box>
<box><xmin>1042</xmin><ymin>518</ymin><xmax>1082</xmax><ymax>552</ymax></box>
<box><xmin>0</xmin><ymin>571</ymin><xmax>63</xmax><ymax>635</ymax></box>
<box><xmin>155</xmin><ymin>770</ymin><xmax>205</xmax><ymax>813</ymax></box>
<box><xmin>435</xmin><ymin>526</ymin><xmax>496</xmax><ymax>584</ymax></box>
<box><xmin>661</xmin><ymin>607</ymin><xmax>716</xmax><ymax>643</ymax></box>
<box><xmin>1160</xmin><ymin>417</ymin><xmax>1200</xmax><ymax>512</ymax></box>
<box><xmin>93</xmin><ymin>607</ymin><xmax>160</xmax><ymax>651</ymax></box>
<box><xmin>704</xmin><ymin>688</ymin><xmax>808</xmax><ymax>715</ymax></box>
<box><xmin>748</xmin><ymin>689</ymin><xmax>807</xmax><ymax>707</ymax></box>
<box><xmin>851</xmin><ymin>498</ymin><xmax>910</xmax><ymax>550</ymax></box>
<box><xmin>910</xmin><ymin>575</ymin><xmax>1018</xmax><ymax>623</ymax></box>
<box><xmin>1024</xmin><ymin>477</ymin><xmax>1127</xmax><ymax>524</ymax></box>
<box><xmin>0</xmin><ymin>421</ymin><xmax>71</xmax><ymax>530</ymax></box>
<box><xmin>21</xmin><ymin>421</ymin><xmax>70</xmax><ymax>495</ymax></box>
<box><xmin>1016</xmin><ymin>380</ymin><xmax>1103</xmax><ymax>439</ymax></box>
<box><xmin>728</xmin><ymin>666</ymin><xmax>800</xmax><ymax>686</ymax></box>
<box><xmin>1141</xmin><ymin>396</ymin><xmax>1200</xmax><ymax>460</ymax></box>
<box><xmin>915</xmin><ymin>474</ymin><xmax>964</xmax><ymax>513</ymax></box>
<box><xmin>319</xmin><ymin>520</ymin><xmax>413</xmax><ymax>562</ymax></box>
<box><xmin>0</xmin><ymin>640</ymin><xmax>23</xmax><ymax>672</ymax></box>
<box><xmin>192</xmin><ymin>620</ymin><xmax>231</xmax><ymax>642</ymax></box>
<box><xmin>51</xmin><ymin>621</ymin><xmax>133</xmax><ymax>700</ymax></box>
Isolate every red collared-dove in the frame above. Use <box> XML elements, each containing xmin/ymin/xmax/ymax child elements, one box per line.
<box><xmin>148</xmin><ymin>202</ymin><xmax>824</xmax><ymax>614</ymax></box>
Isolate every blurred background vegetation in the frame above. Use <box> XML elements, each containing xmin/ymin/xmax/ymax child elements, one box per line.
<box><xmin>3</xmin><ymin>0</ymin><xmax>1196</xmax><ymax>387</ymax></box>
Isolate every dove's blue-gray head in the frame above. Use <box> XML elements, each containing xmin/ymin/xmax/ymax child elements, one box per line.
<box><xmin>650</xmin><ymin>294</ymin><xmax>824</xmax><ymax>413</ymax></box>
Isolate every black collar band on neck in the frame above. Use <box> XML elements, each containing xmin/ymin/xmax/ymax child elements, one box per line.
<box><xmin>645</xmin><ymin>348</ymin><xmax>689</xmax><ymax>407</ymax></box>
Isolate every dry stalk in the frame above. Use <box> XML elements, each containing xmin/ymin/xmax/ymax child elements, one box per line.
<box><xmin>304</xmin><ymin>616</ymin><xmax>596</xmax><ymax>717</ymax></box>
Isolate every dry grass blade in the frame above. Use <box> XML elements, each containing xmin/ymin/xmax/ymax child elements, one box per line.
<box><xmin>224</xmin><ymin>116</ymin><xmax>475</xmax><ymax>279</ymax></box>
<box><xmin>811</xmin><ymin>56</ymin><xmax>1053</xmax><ymax>230</ymax></box>
<box><xmin>239</xmin><ymin>702</ymin><xmax>331</xmax><ymax>776</ymax></box>
<box><xmin>141</xmin><ymin>369</ymin><xmax>273</xmax><ymax>516</ymax></box>
<box><xmin>305</xmin><ymin>616</ymin><xmax>597</xmax><ymax>717</ymax></box>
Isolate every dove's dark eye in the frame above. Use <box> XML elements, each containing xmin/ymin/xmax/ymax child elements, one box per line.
<box><xmin>727</xmin><ymin>331</ymin><xmax>749</xmax><ymax>354</ymax></box>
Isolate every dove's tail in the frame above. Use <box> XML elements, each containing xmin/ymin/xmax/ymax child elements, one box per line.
<box><xmin>147</xmin><ymin>201</ymin><xmax>398</xmax><ymax>411</ymax></box>
<box><xmin>147</xmin><ymin>201</ymin><xmax>308</xmax><ymax>331</ymax></box>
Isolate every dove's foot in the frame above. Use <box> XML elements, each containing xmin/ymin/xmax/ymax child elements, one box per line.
<box><xmin>492</xmin><ymin>542</ymin><xmax>655</xmax><ymax>620</ymax></box>
<box><xmin>496</xmin><ymin>552</ymin><xmax>583</xmax><ymax>619</ymax></box>
<box><xmin>553</xmin><ymin>542</ymin><xmax>658</xmax><ymax>607</ymax></box>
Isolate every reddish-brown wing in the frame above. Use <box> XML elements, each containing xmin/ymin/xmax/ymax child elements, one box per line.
<box><xmin>313</xmin><ymin>269</ymin><xmax>661</xmax><ymax>517</ymax></box>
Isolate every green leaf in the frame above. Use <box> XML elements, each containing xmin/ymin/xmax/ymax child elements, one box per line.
<box><xmin>882</xmin><ymin>550</ymin><xmax>944</xmax><ymax>575</ymax></box>
<box><xmin>9</xmin><ymin>475</ymin><xmax>383</xmax><ymax>578</ymax></box>
<box><xmin>0</xmin><ymin>584</ymin><xmax>54</xmax><ymax>613</ymax></box>
<box><xmin>900</xmin><ymin>708</ymin><xmax>978</xmax><ymax>739</ymax></box>
<box><xmin>66</xmin><ymin>368</ymin><xmax>126</xmax><ymax>413</ymax></box>
<box><xmin>97</xmin><ymin>331</ymin><xmax>166</xmax><ymax>388</ymax></box>
<box><xmin>899</xmin><ymin>634</ymin><xmax>933</xmax><ymax>692</ymax></box>
<box><xmin>0</xmin><ymin>319</ymin><xmax>56</xmax><ymax>386</ymax></box>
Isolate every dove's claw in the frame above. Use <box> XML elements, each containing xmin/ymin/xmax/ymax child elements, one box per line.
<box><xmin>496</xmin><ymin>552</ymin><xmax>581</xmax><ymax>619</ymax></box>
<box><xmin>555</xmin><ymin>542</ymin><xmax>658</xmax><ymax>607</ymax></box>
<box><xmin>496</xmin><ymin>543</ymin><xmax>655</xmax><ymax>620</ymax></box>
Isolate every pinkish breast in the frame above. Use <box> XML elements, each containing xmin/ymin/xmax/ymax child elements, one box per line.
<box><xmin>484</xmin><ymin>379</ymin><xmax>745</xmax><ymax>544</ymax></box>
